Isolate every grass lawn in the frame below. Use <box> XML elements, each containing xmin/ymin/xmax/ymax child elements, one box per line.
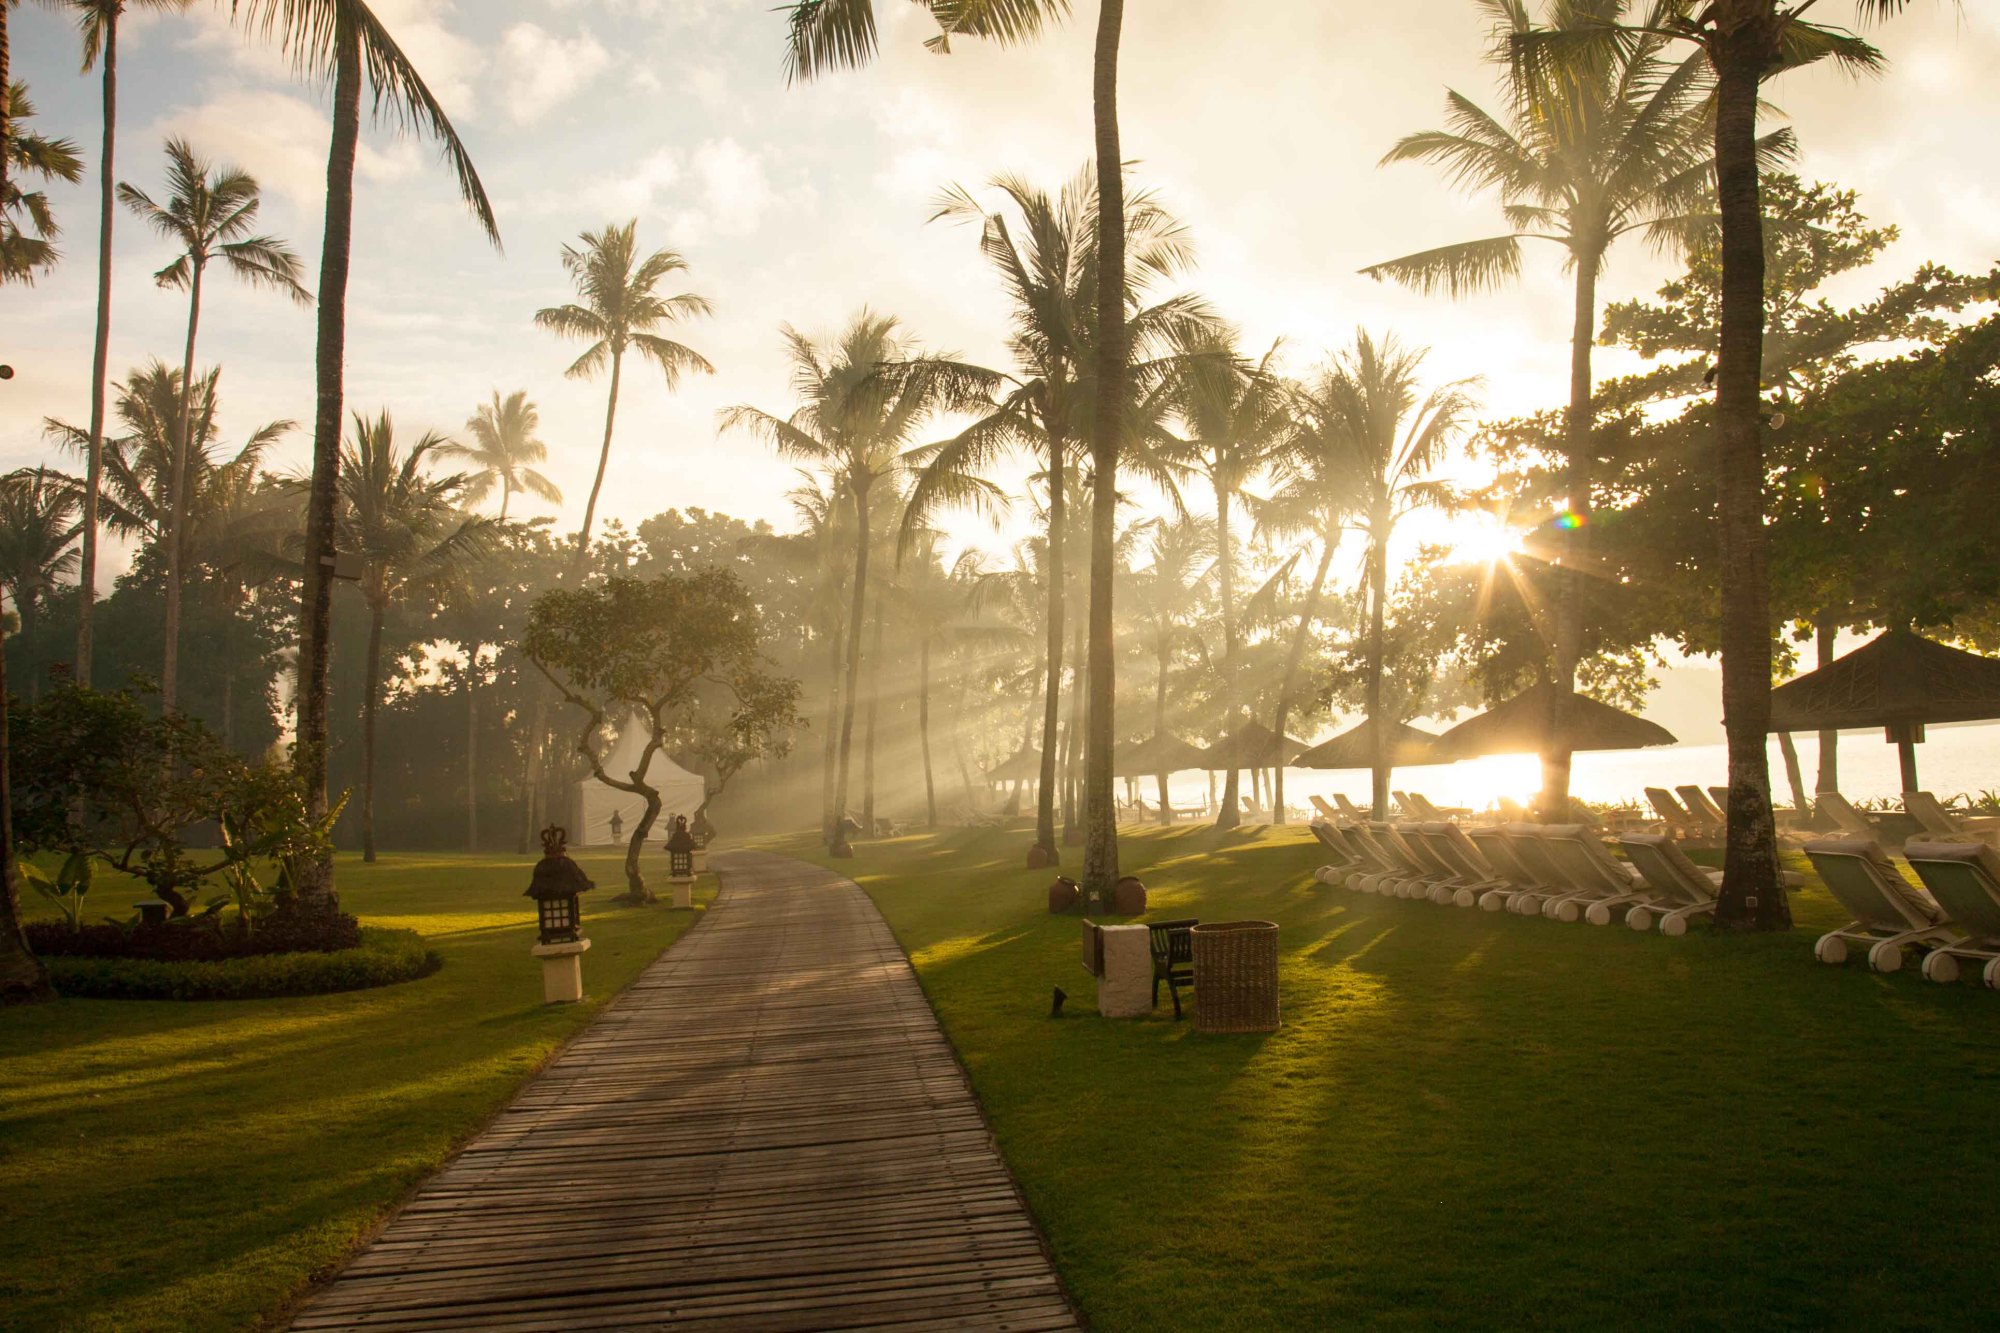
<box><xmin>770</xmin><ymin>822</ymin><xmax>2000</xmax><ymax>1331</ymax></box>
<box><xmin>0</xmin><ymin>851</ymin><xmax>709</xmax><ymax>1333</ymax></box>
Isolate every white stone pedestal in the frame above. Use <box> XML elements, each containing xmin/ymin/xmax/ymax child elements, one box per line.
<box><xmin>671</xmin><ymin>875</ymin><xmax>693</xmax><ymax>910</ymax></box>
<box><xmin>692</xmin><ymin>848</ymin><xmax>708</xmax><ymax>873</ymax></box>
<box><xmin>532</xmin><ymin>938</ymin><xmax>590</xmax><ymax>1004</ymax></box>
<box><xmin>1095</xmin><ymin>924</ymin><xmax>1153</xmax><ymax>1018</ymax></box>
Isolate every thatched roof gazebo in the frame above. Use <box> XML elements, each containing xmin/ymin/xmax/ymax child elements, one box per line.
<box><xmin>1435</xmin><ymin>682</ymin><xmax>1677</xmax><ymax>760</ymax></box>
<box><xmin>1290</xmin><ymin>718</ymin><xmax>1446</xmax><ymax>770</ymax></box>
<box><xmin>984</xmin><ymin>746</ymin><xmax>1045</xmax><ymax>784</ymax></box>
<box><xmin>1768</xmin><ymin>629</ymin><xmax>2000</xmax><ymax>790</ymax></box>
<box><xmin>1210</xmin><ymin>720</ymin><xmax>1311</xmax><ymax>770</ymax></box>
<box><xmin>1114</xmin><ymin>734</ymin><xmax>1212</xmax><ymax>778</ymax></box>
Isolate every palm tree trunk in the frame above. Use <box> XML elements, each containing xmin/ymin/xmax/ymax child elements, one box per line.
<box><xmin>919</xmin><ymin>636</ymin><xmax>937</xmax><ymax>829</ymax></box>
<box><xmin>1080</xmin><ymin>0</ymin><xmax>1126</xmax><ymax>902</ymax></box>
<box><xmin>0</xmin><ymin>605</ymin><xmax>52</xmax><ymax>1005</ymax></box>
<box><xmin>1367</xmin><ymin>535</ymin><xmax>1390</xmax><ymax>819</ymax></box>
<box><xmin>1813</xmin><ymin>610</ymin><xmax>1838</xmax><ymax>801</ymax></box>
<box><xmin>1034</xmin><ymin>447</ymin><xmax>1065</xmax><ymax>859</ymax></box>
<box><xmin>830</xmin><ymin>481</ymin><xmax>870</xmax><ymax>847</ymax></box>
<box><xmin>575</xmin><ymin>348</ymin><xmax>623</xmax><ymax>567</ymax></box>
<box><xmin>1215</xmin><ymin>482</ymin><xmax>1241</xmax><ymax>830</ymax></box>
<box><xmin>1710</xmin><ymin>20</ymin><xmax>1787</xmax><ymax>931</ymax></box>
<box><xmin>361</xmin><ymin>593</ymin><xmax>384</xmax><ymax>863</ymax></box>
<box><xmin>75</xmin><ymin>8</ymin><xmax>119</xmax><ymax>690</ymax></box>
<box><xmin>1777</xmin><ymin>729</ymin><xmax>1808</xmax><ymax>819</ymax></box>
<box><xmin>820</xmin><ymin>615</ymin><xmax>843</xmax><ymax>839</ymax></box>
<box><xmin>1063</xmin><ymin>622</ymin><xmax>1084</xmax><ymax>842</ymax></box>
<box><xmin>163</xmin><ymin>260</ymin><xmax>204</xmax><ymax>711</ymax></box>
<box><xmin>1541</xmin><ymin>259</ymin><xmax>1598</xmax><ymax>821</ymax></box>
<box><xmin>297</xmin><ymin>12</ymin><xmax>361</xmax><ymax>903</ymax></box>
<box><xmin>862</xmin><ymin>588</ymin><xmax>884</xmax><ymax>835</ymax></box>
<box><xmin>1272</xmin><ymin>540</ymin><xmax>1335</xmax><ymax>826</ymax></box>
<box><xmin>1154</xmin><ymin>640</ymin><xmax>1172</xmax><ymax>824</ymax></box>
<box><xmin>466</xmin><ymin>664</ymin><xmax>478</xmax><ymax>851</ymax></box>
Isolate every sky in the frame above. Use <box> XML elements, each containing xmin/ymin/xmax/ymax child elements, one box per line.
<box><xmin>5</xmin><ymin>0</ymin><xmax>1997</xmax><ymax>602</ymax></box>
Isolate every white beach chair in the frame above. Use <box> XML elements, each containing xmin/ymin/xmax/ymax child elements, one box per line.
<box><xmin>1801</xmin><ymin>837</ymin><xmax>1955</xmax><ymax>972</ymax></box>
<box><xmin>1901</xmin><ymin>791</ymin><xmax>2000</xmax><ymax>843</ymax></box>
<box><xmin>1538</xmin><ymin>826</ymin><xmax>1653</xmax><ymax>924</ymax></box>
<box><xmin>1614</xmin><ymin>834</ymin><xmax>1723</xmax><ymax>936</ymax></box>
<box><xmin>1465</xmin><ymin>825</ymin><xmax>1547</xmax><ymax>911</ymax></box>
<box><xmin>1902</xmin><ymin>841</ymin><xmax>2000</xmax><ymax>986</ymax></box>
<box><xmin>1814</xmin><ymin>790</ymin><xmax>1882</xmax><ymax>839</ymax></box>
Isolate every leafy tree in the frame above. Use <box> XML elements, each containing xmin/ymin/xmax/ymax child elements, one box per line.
<box><xmin>49</xmin><ymin>0</ymin><xmax>195</xmax><ymax>688</ymax></box>
<box><xmin>535</xmin><ymin>221</ymin><xmax>713</xmax><ymax>568</ymax></box>
<box><xmin>524</xmin><ymin>570</ymin><xmax>802</xmax><ymax>902</ymax></box>
<box><xmin>439</xmin><ymin>390</ymin><xmax>561</xmax><ymax>521</ymax></box>
<box><xmin>328</xmin><ymin>412</ymin><xmax>495</xmax><ymax>862</ymax></box>
<box><xmin>118</xmin><ymin>136</ymin><xmax>308</xmax><ymax>708</ymax></box>
<box><xmin>1368</xmin><ymin>0</ymin><xmax>1740</xmax><ymax>816</ymax></box>
<box><xmin>229</xmin><ymin>0</ymin><xmax>497</xmax><ymax>905</ymax></box>
<box><xmin>0</xmin><ymin>81</ymin><xmax>83</xmax><ymax>283</ymax></box>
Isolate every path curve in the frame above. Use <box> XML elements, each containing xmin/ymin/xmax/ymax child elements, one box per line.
<box><xmin>290</xmin><ymin>849</ymin><xmax>1078</xmax><ymax>1332</ymax></box>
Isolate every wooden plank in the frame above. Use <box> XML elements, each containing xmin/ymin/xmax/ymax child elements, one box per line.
<box><xmin>290</xmin><ymin>850</ymin><xmax>1077</xmax><ymax>1331</ymax></box>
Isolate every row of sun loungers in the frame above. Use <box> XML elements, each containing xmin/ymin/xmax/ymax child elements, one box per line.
<box><xmin>1803</xmin><ymin>838</ymin><xmax>2000</xmax><ymax>983</ymax></box>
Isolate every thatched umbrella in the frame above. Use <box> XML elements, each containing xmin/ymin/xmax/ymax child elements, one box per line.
<box><xmin>1113</xmin><ymin>734</ymin><xmax>1212</xmax><ymax>778</ymax></box>
<box><xmin>1435</xmin><ymin>682</ymin><xmax>1676</xmax><ymax>760</ymax></box>
<box><xmin>984</xmin><ymin>746</ymin><xmax>1045</xmax><ymax>784</ymax></box>
<box><xmin>1211</xmin><ymin>719</ymin><xmax>1311</xmax><ymax>771</ymax></box>
<box><xmin>1768</xmin><ymin>629</ymin><xmax>2000</xmax><ymax>790</ymax></box>
<box><xmin>1291</xmin><ymin>718</ymin><xmax>1446</xmax><ymax>770</ymax></box>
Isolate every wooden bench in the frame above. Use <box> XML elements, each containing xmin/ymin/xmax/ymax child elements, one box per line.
<box><xmin>1148</xmin><ymin>918</ymin><xmax>1198</xmax><ymax>1019</ymax></box>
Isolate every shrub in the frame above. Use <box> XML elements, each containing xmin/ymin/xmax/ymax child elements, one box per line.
<box><xmin>25</xmin><ymin>902</ymin><xmax>362</xmax><ymax>962</ymax></box>
<box><xmin>44</xmin><ymin>928</ymin><xmax>440</xmax><ymax>1001</ymax></box>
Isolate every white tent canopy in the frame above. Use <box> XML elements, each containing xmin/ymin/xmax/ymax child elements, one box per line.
<box><xmin>573</xmin><ymin>719</ymin><xmax>707</xmax><ymax>847</ymax></box>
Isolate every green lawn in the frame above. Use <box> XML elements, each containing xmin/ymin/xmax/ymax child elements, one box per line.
<box><xmin>771</xmin><ymin>822</ymin><xmax>2000</xmax><ymax>1331</ymax></box>
<box><xmin>0</xmin><ymin>852</ymin><xmax>708</xmax><ymax>1333</ymax></box>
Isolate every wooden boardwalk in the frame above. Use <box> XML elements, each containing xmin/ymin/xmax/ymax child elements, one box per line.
<box><xmin>291</xmin><ymin>850</ymin><xmax>1078</xmax><ymax>1332</ymax></box>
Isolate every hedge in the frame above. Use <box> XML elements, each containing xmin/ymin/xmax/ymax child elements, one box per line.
<box><xmin>44</xmin><ymin>928</ymin><xmax>441</xmax><ymax>1001</ymax></box>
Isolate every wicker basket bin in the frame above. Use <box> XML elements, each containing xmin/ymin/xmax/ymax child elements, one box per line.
<box><xmin>1191</xmin><ymin>919</ymin><xmax>1280</xmax><ymax>1033</ymax></box>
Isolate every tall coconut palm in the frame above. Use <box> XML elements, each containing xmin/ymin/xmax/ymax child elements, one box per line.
<box><xmin>1515</xmin><ymin>2</ymin><xmax>1905</xmax><ymax>923</ymax></box>
<box><xmin>779</xmin><ymin>471</ymin><xmax>854</xmax><ymax>838</ymax></box>
<box><xmin>118</xmin><ymin>136</ymin><xmax>308</xmax><ymax>709</ymax></box>
<box><xmin>229</xmin><ymin>0</ymin><xmax>496</xmax><ymax>897</ymax></box>
<box><xmin>910</xmin><ymin>168</ymin><xmax>1208</xmax><ymax>861</ymax></box>
<box><xmin>1257</xmin><ymin>390</ymin><xmax>1366</xmax><ymax>823</ymax></box>
<box><xmin>1123</xmin><ymin>514</ymin><xmax>1214</xmax><ymax>822</ymax></box>
<box><xmin>1305</xmin><ymin>332</ymin><xmax>1477</xmax><ymax>817</ymax></box>
<box><xmin>535</xmin><ymin>222</ymin><xmax>713</xmax><ymax>569</ymax></box>
<box><xmin>782</xmin><ymin>0</ymin><xmax>1130</xmax><ymax>897</ymax></box>
<box><xmin>51</xmin><ymin>0</ymin><xmax>192</xmax><ymax>689</ymax></box>
<box><xmin>0</xmin><ymin>82</ymin><xmax>83</xmax><ymax>283</ymax></box>
<box><xmin>1164</xmin><ymin>338</ymin><xmax>1294</xmax><ymax>829</ymax></box>
<box><xmin>0</xmin><ymin>467</ymin><xmax>81</xmax><ymax>642</ymax></box>
<box><xmin>1365</xmin><ymin>0</ymin><xmax>1759</xmax><ymax>819</ymax></box>
<box><xmin>327</xmin><ymin>412</ymin><xmax>495</xmax><ymax>862</ymax></box>
<box><xmin>439</xmin><ymin>390</ymin><xmax>560</xmax><ymax>521</ymax></box>
<box><xmin>721</xmin><ymin>311</ymin><xmax>988</xmax><ymax>852</ymax></box>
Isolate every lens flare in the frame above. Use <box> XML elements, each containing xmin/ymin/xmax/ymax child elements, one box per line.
<box><xmin>1554</xmin><ymin>511</ymin><xmax>1587</xmax><ymax>531</ymax></box>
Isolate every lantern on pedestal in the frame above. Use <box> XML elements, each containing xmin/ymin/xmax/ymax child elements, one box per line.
<box><xmin>665</xmin><ymin>814</ymin><xmax>697</xmax><ymax>909</ymax></box>
<box><xmin>691</xmin><ymin>807</ymin><xmax>715</xmax><ymax>873</ymax></box>
<box><xmin>525</xmin><ymin>826</ymin><xmax>594</xmax><ymax>1003</ymax></box>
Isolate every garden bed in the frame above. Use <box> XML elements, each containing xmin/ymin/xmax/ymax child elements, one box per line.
<box><xmin>43</xmin><ymin>926</ymin><xmax>440</xmax><ymax>1000</ymax></box>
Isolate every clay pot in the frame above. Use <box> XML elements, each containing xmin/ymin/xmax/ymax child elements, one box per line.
<box><xmin>1113</xmin><ymin>876</ymin><xmax>1148</xmax><ymax>915</ymax></box>
<box><xmin>1025</xmin><ymin>843</ymin><xmax>1058</xmax><ymax>870</ymax></box>
<box><xmin>829</xmin><ymin>837</ymin><xmax>854</xmax><ymax>859</ymax></box>
<box><xmin>1047</xmin><ymin>875</ymin><xmax>1081</xmax><ymax>914</ymax></box>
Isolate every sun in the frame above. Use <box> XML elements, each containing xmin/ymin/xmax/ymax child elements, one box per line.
<box><xmin>1443</xmin><ymin>511</ymin><xmax>1527</xmax><ymax>568</ymax></box>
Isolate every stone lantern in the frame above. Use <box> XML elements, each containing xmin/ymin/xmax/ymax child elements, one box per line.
<box><xmin>525</xmin><ymin>825</ymin><xmax>593</xmax><ymax>1003</ymax></box>
<box><xmin>665</xmin><ymin>814</ymin><xmax>697</xmax><ymax>910</ymax></box>
<box><xmin>690</xmin><ymin>806</ymin><xmax>712</xmax><ymax>874</ymax></box>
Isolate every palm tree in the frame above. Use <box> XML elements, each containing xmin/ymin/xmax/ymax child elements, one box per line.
<box><xmin>327</xmin><ymin>412</ymin><xmax>494</xmax><ymax>862</ymax></box>
<box><xmin>910</xmin><ymin>168</ymin><xmax>1208</xmax><ymax>861</ymax></box>
<box><xmin>1303</xmin><ymin>332</ymin><xmax>1477</xmax><ymax>817</ymax></box>
<box><xmin>440</xmin><ymin>391</ymin><xmax>561</xmax><ymax>521</ymax></box>
<box><xmin>229</xmin><ymin>0</ymin><xmax>496</xmax><ymax>900</ymax></box>
<box><xmin>535</xmin><ymin>221</ymin><xmax>713</xmax><ymax>569</ymax></box>
<box><xmin>1515</xmin><ymin>2</ymin><xmax>1906</xmax><ymax>924</ymax></box>
<box><xmin>118</xmin><ymin>136</ymin><xmax>308</xmax><ymax>709</ymax></box>
<box><xmin>0</xmin><ymin>467</ymin><xmax>81</xmax><ymax>642</ymax></box>
<box><xmin>781</xmin><ymin>0</ymin><xmax>1130</xmax><ymax>897</ymax></box>
<box><xmin>1164</xmin><ymin>338</ymin><xmax>1294</xmax><ymax>829</ymax></box>
<box><xmin>0</xmin><ymin>82</ymin><xmax>83</xmax><ymax>283</ymax></box>
<box><xmin>1257</xmin><ymin>389</ymin><xmax>1365</xmax><ymax>823</ymax></box>
<box><xmin>1366</xmin><ymin>0</ymin><xmax>1747</xmax><ymax>818</ymax></box>
<box><xmin>49</xmin><ymin>0</ymin><xmax>191</xmax><ymax>689</ymax></box>
<box><xmin>1123</xmin><ymin>515</ymin><xmax>1214</xmax><ymax>822</ymax></box>
<box><xmin>778</xmin><ymin>472</ymin><xmax>853</xmax><ymax>838</ymax></box>
<box><xmin>721</xmin><ymin>311</ymin><xmax>984</xmax><ymax>852</ymax></box>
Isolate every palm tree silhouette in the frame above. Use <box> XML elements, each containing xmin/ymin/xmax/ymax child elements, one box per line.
<box><xmin>440</xmin><ymin>391</ymin><xmax>561</xmax><ymax>522</ymax></box>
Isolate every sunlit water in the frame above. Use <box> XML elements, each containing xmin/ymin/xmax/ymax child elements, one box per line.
<box><xmin>1143</xmin><ymin>722</ymin><xmax>2000</xmax><ymax>814</ymax></box>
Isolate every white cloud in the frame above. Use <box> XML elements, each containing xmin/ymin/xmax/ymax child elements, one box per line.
<box><xmin>691</xmin><ymin>139</ymin><xmax>774</xmax><ymax>234</ymax></box>
<box><xmin>582</xmin><ymin>147</ymin><xmax>683</xmax><ymax>220</ymax></box>
<box><xmin>150</xmin><ymin>91</ymin><xmax>422</xmax><ymax>213</ymax></box>
<box><xmin>177</xmin><ymin>1</ymin><xmax>480</xmax><ymax>120</ymax></box>
<box><xmin>497</xmin><ymin>22</ymin><xmax>613</xmax><ymax>125</ymax></box>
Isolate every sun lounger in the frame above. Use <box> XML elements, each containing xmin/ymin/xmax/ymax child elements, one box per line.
<box><xmin>1418</xmin><ymin>821</ymin><xmax>1508</xmax><ymax>906</ymax></box>
<box><xmin>1645</xmin><ymin>787</ymin><xmax>1712</xmax><ymax>841</ymax></box>
<box><xmin>1814</xmin><ymin>790</ymin><xmax>1881</xmax><ymax>839</ymax></box>
<box><xmin>1801</xmin><ymin>837</ymin><xmax>1955</xmax><ymax>972</ymax></box>
<box><xmin>1902</xmin><ymin>841</ymin><xmax>2000</xmax><ymax>986</ymax></box>
<box><xmin>1902</xmin><ymin>791</ymin><xmax>2000</xmax><ymax>842</ymax></box>
<box><xmin>1309</xmin><ymin>795</ymin><xmax>1342</xmax><ymax>822</ymax></box>
<box><xmin>1465</xmin><ymin>825</ymin><xmax>1548</xmax><ymax>911</ymax></box>
<box><xmin>1333</xmin><ymin>793</ymin><xmax>1368</xmax><ymax>820</ymax></box>
<box><xmin>1386</xmin><ymin>822</ymin><xmax>1455</xmax><ymax>900</ymax></box>
<box><xmin>1616</xmin><ymin>834</ymin><xmax>1723</xmax><ymax>935</ymax></box>
<box><xmin>1345</xmin><ymin>823</ymin><xmax>1407</xmax><ymax>894</ymax></box>
<box><xmin>1497</xmin><ymin>824</ymin><xmax>1591</xmax><ymax>916</ymax></box>
<box><xmin>1309</xmin><ymin>821</ymin><xmax>1364</xmax><ymax>884</ymax></box>
<box><xmin>1678</xmin><ymin>785</ymin><xmax>1729</xmax><ymax>828</ymax></box>
<box><xmin>1538</xmin><ymin>825</ymin><xmax>1653</xmax><ymax>923</ymax></box>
